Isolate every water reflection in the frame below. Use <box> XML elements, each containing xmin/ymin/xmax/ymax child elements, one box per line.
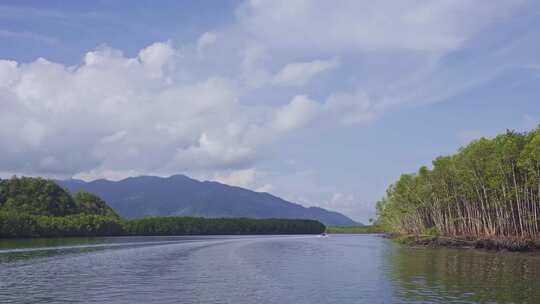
<box><xmin>386</xmin><ymin>245</ymin><xmax>540</xmax><ymax>303</ymax></box>
<box><xmin>0</xmin><ymin>235</ymin><xmax>539</xmax><ymax>303</ymax></box>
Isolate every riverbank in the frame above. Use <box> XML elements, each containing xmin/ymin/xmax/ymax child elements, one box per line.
<box><xmin>327</xmin><ymin>225</ymin><xmax>383</xmax><ymax>234</ymax></box>
<box><xmin>0</xmin><ymin>212</ymin><xmax>326</xmax><ymax>238</ymax></box>
<box><xmin>391</xmin><ymin>234</ymin><xmax>540</xmax><ymax>252</ymax></box>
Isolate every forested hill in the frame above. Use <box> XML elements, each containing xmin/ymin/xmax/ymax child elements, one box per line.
<box><xmin>0</xmin><ymin>176</ymin><xmax>326</xmax><ymax>238</ymax></box>
<box><xmin>0</xmin><ymin>176</ymin><xmax>118</xmax><ymax>218</ymax></box>
<box><xmin>58</xmin><ymin>175</ymin><xmax>358</xmax><ymax>226</ymax></box>
<box><xmin>376</xmin><ymin>126</ymin><xmax>540</xmax><ymax>245</ymax></box>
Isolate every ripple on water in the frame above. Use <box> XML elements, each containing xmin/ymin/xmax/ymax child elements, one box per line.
<box><xmin>1</xmin><ymin>235</ymin><xmax>539</xmax><ymax>303</ymax></box>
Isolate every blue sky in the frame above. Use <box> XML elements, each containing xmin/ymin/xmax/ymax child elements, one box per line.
<box><xmin>1</xmin><ymin>1</ymin><xmax>539</xmax><ymax>222</ymax></box>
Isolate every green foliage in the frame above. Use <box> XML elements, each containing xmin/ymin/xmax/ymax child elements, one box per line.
<box><xmin>0</xmin><ymin>177</ymin><xmax>119</xmax><ymax>218</ymax></box>
<box><xmin>72</xmin><ymin>191</ymin><xmax>119</xmax><ymax>218</ymax></box>
<box><xmin>423</xmin><ymin>227</ymin><xmax>440</xmax><ymax>237</ymax></box>
<box><xmin>0</xmin><ymin>176</ymin><xmax>325</xmax><ymax>238</ymax></box>
<box><xmin>124</xmin><ymin>217</ymin><xmax>325</xmax><ymax>236</ymax></box>
<box><xmin>0</xmin><ymin>212</ymin><xmax>124</xmax><ymax>238</ymax></box>
<box><xmin>0</xmin><ymin>176</ymin><xmax>78</xmax><ymax>216</ymax></box>
<box><xmin>377</xmin><ymin>126</ymin><xmax>540</xmax><ymax>239</ymax></box>
<box><xmin>327</xmin><ymin>225</ymin><xmax>384</xmax><ymax>234</ymax></box>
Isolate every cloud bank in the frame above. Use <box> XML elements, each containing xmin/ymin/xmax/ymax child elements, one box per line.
<box><xmin>0</xmin><ymin>40</ymin><xmax>372</xmax><ymax>178</ymax></box>
<box><xmin>0</xmin><ymin>0</ymin><xmax>532</xmax><ymax>222</ymax></box>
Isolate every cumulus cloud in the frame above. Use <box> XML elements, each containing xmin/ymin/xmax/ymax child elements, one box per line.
<box><xmin>74</xmin><ymin>169</ymin><xmax>146</xmax><ymax>182</ymax></box>
<box><xmin>272</xmin><ymin>58</ymin><xmax>339</xmax><ymax>87</ymax></box>
<box><xmin>212</xmin><ymin>168</ymin><xmax>273</xmax><ymax>193</ymax></box>
<box><xmin>323</xmin><ymin>192</ymin><xmax>375</xmax><ymax>223</ymax></box>
<box><xmin>0</xmin><ymin>41</ymin><xmax>358</xmax><ymax>178</ymax></box>
<box><xmin>137</xmin><ymin>41</ymin><xmax>176</xmax><ymax>79</ymax></box>
<box><xmin>174</xmin><ymin>133</ymin><xmax>257</xmax><ymax>170</ymax></box>
<box><xmin>0</xmin><ymin>42</ymin><xmax>248</xmax><ymax>176</ymax></box>
<box><xmin>271</xmin><ymin>95</ymin><xmax>321</xmax><ymax>132</ymax></box>
<box><xmin>197</xmin><ymin>32</ymin><xmax>217</xmax><ymax>51</ymax></box>
<box><xmin>269</xmin><ymin>92</ymin><xmax>377</xmax><ymax>132</ymax></box>
<box><xmin>0</xmin><ymin>60</ymin><xmax>19</xmax><ymax>88</ymax></box>
<box><xmin>1</xmin><ymin>0</ymin><xmax>531</xmax><ymax>222</ymax></box>
<box><xmin>256</xmin><ymin>183</ymin><xmax>274</xmax><ymax>193</ymax></box>
<box><xmin>213</xmin><ymin>168</ymin><xmax>257</xmax><ymax>188</ymax></box>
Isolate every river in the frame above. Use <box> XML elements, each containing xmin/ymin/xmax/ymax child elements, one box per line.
<box><xmin>1</xmin><ymin>234</ymin><xmax>539</xmax><ymax>303</ymax></box>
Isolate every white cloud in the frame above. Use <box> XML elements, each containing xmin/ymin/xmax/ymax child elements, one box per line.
<box><xmin>137</xmin><ymin>41</ymin><xmax>176</xmax><ymax>79</ymax></box>
<box><xmin>237</xmin><ymin>0</ymin><xmax>523</xmax><ymax>52</ymax></box>
<box><xmin>241</xmin><ymin>41</ymin><xmax>271</xmax><ymax>88</ymax></box>
<box><xmin>256</xmin><ymin>183</ymin><xmax>273</xmax><ymax>193</ymax></box>
<box><xmin>272</xmin><ymin>58</ymin><xmax>339</xmax><ymax>87</ymax></box>
<box><xmin>325</xmin><ymin>89</ymin><xmax>376</xmax><ymax>126</ymax></box>
<box><xmin>174</xmin><ymin>132</ymin><xmax>256</xmax><ymax>170</ymax></box>
<box><xmin>212</xmin><ymin>168</ymin><xmax>273</xmax><ymax>193</ymax></box>
<box><xmin>271</xmin><ymin>95</ymin><xmax>321</xmax><ymax>132</ymax></box>
<box><xmin>99</xmin><ymin>130</ymin><xmax>127</xmax><ymax>144</ymax></box>
<box><xmin>197</xmin><ymin>32</ymin><xmax>217</xmax><ymax>51</ymax></box>
<box><xmin>0</xmin><ymin>60</ymin><xmax>19</xmax><ymax>88</ymax></box>
<box><xmin>1</xmin><ymin>42</ymin><xmax>354</xmax><ymax>177</ymax></box>
<box><xmin>19</xmin><ymin>121</ymin><xmax>46</xmax><ymax>147</ymax></box>
<box><xmin>1</xmin><ymin>0</ymin><xmax>532</xmax><ymax>223</ymax></box>
<box><xmin>213</xmin><ymin>168</ymin><xmax>257</xmax><ymax>188</ymax></box>
<box><xmin>269</xmin><ymin>91</ymin><xmax>377</xmax><ymax>132</ymax></box>
<box><xmin>323</xmin><ymin>192</ymin><xmax>375</xmax><ymax>223</ymax></box>
<box><xmin>74</xmin><ymin>169</ymin><xmax>147</xmax><ymax>182</ymax></box>
<box><xmin>0</xmin><ymin>43</ymin><xmax>244</xmax><ymax>176</ymax></box>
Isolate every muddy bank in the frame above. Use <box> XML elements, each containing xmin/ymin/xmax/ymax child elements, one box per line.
<box><xmin>388</xmin><ymin>234</ymin><xmax>540</xmax><ymax>252</ymax></box>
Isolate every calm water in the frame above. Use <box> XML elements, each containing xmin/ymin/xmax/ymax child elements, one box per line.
<box><xmin>1</xmin><ymin>234</ymin><xmax>539</xmax><ymax>303</ymax></box>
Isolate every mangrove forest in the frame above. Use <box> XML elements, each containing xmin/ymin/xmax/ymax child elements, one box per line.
<box><xmin>376</xmin><ymin>126</ymin><xmax>540</xmax><ymax>248</ymax></box>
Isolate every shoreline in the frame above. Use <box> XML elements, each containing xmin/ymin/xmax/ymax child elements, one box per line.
<box><xmin>326</xmin><ymin>225</ymin><xmax>383</xmax><ymax>234</ymax></box>
<box><xmin>389</xmin><ymin>234</ymin><xmax>540</xmax><ymax>252</ymax></box>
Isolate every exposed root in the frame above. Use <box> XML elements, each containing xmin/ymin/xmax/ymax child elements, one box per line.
<box><xmin>390</xmin><ymin>234</ymin><xmax>540</xmax><ymax>252</ymax></box>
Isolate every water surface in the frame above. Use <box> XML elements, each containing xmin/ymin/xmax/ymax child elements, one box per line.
<box><xmin>1</xmin><ymin>234</ymin><xmax>539</xmax><ymax>303</ymax></box>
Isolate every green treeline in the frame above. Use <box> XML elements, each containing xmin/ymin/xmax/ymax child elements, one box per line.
<box><xmin>0</xmin><ymin>212</ymin><xmax>324</xmax><ymax>238</ymax></box>
<box><xmin>0</xmin><ymin>212</ymin><xmax>124</xmax><ymax>238</ymax></box>
<box><xmin>376</xmin><ymin>127</ymin><xmax>540</xmax><ymax>240</ymax></box>
<box><xmin>0</xmin><ymin>176</ymin><xmax>325</xmax><ymax>238</ymax></box>
<box><xmin>125</xmin><ymin>217</ymin><xmax>325</xmax><ymax>236</ymax></box>
<box><xmin>327</xmin><ymin>225</ymin><xmax>383</xmax><ymax>234</ymax></box>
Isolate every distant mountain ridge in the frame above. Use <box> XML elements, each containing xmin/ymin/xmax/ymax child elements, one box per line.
<box><xmin>58</xmin><ymin>174</ymin><xmax>358</xmax><ymax>226</ymax></box>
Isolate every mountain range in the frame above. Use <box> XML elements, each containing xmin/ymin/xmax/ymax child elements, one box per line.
<box><xmin>58</xmin><ymin>175</ymin><xmax>358</xmax><ymax>226</ymax></box>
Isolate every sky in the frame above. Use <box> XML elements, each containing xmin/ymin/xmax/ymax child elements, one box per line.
<box><xmin>0</xmin><ymin>0</ymin><xmax>539</xmax><ymax>223</ymax></box>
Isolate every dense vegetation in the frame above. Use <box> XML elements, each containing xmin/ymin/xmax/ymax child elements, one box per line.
<box><xmin>0</xmin><ymin>177</ymin><xmax>123</xmax><ymax>238</ymax></box>
<box><xmin>376</xmin><ymin>127</ymin><xmax>540</xmax><ymax>243</ymax></box>
<box><xmin>0</xmin><ymin>176</ymin><xmax>325</xmax><ymax>238</ymax></box>
<box><xmin>0</xmin><ymin>212</ymin><xmax>125</xmax><ymax>238</ymax></box>
<box><xmin>0</xmin><ymin>177</ymin><xmax>119</xmax><ymax>218</ymax></box>
<box><xmin>125</xmin><ymin>217</ymin><xmax>325</xmax><ymax>236</ymax></box>
<box><xmin>327</xmin><ymin>225</ymin><xmax>383</xmax><ymax>234</ymax></box>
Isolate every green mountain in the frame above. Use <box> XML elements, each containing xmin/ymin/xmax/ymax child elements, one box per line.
<box><xmin>0</xmin><ymin>176</ymin><xmax>118</xmax><ymax>218</ymax></box>
<box><xmin>0</xmin><ymin>176</ymin><xmax>326</xmax><ymax>238</ymax></box>
<box><xmin>59</xmin><ymin>175</ymin><xmax>358</xmax><ymax>226</ymax></box>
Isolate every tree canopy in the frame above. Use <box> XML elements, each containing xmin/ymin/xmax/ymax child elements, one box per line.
<box><xmin>377</xmin><ymin>126</ymin><xmax>540</xmax><ymax>240</ymax></box>
<box><xmin>0</xmin><ymin>176</ymin><xmax>325</xmax><ymax>238</ymax></box>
